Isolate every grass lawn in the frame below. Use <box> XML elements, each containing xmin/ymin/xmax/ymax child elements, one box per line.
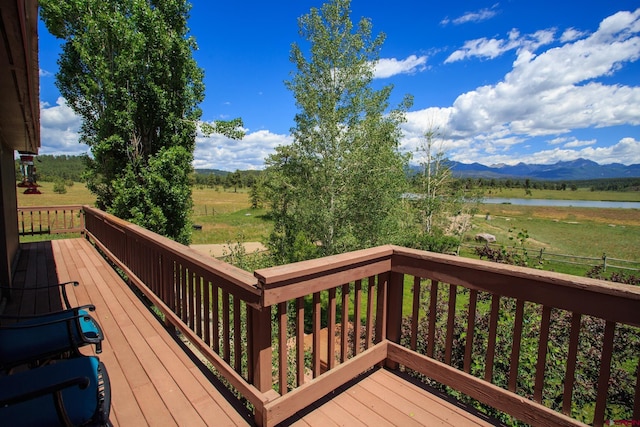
<box><xmin>481</xmin><ymin>187</ymin><xmax>640</xmax><ymax>202</ymax></box>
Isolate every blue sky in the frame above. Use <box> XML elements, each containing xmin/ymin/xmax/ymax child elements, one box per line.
<box><xmin>38</xmin><ymin>1</ymin><xmax>640</xmax><ymax>171</ymax></box>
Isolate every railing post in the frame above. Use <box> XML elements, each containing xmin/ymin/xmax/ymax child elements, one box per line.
<box><xmin>250</xmin><ymin>305</ymin><xmax>272</xmax><ymax>393</ymax></box>
<box><xmin>385</xmin><ymin>271</ymin><xmax>404</xmax><ymax>370</ymax></box>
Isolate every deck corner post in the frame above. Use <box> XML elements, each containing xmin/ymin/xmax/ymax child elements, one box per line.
<box><xmin>385</xmin><ymin>270</ymin><xmax>404</xmax><ymax>369</ymax></box>
<box><xmin>250</xmin><ymin>305</ymin><xmax>273</xmax><ymax>393</ymax></box>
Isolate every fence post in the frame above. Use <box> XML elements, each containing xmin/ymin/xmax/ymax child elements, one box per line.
<box><xmin>602</xmin><ymin>253</ymin><xmax>607</xmax><ymax>271</ymax></box>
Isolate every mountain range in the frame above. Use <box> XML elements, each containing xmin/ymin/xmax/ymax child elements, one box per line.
<box><xmin>447</xmin><ymin>158</ymin><xmax>640</xmax><ymax>181</ymax></box>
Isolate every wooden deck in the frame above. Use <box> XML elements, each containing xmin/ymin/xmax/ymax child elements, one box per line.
<box><xmin>5</xmin><ymin>238</ymin><xmax>501</xmax><ymax>426</ymax></box>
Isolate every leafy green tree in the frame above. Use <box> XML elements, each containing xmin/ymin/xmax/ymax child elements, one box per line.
<box><xmin>409</xmin><ymin>126</ymin><xmax>477</xmax><ymax>253</ymax></box>
<box><xmin>264</xmin><ymin>0</ymin><xmax>412</xmax><ymax>263</ymax></box>
<box><xmin>40</xmin><ymin>0</ymin><xmax>243</xmax><ymax>244</ymax></box>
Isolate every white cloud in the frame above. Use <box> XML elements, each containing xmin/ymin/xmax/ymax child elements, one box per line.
<box><xmin>373</xmin><ymin>55</ymin><xmax>428</xmax><ymax>79</ymax></box>
<box><xmin>406</xmin><ymin>9</ymin><xmax>640</xmax><ymax>166</ymax></box>
<box><xmin>444</xmin><ymin>28</ymin><xmax>556</xmax><ymax>63</ymax></box>
<box><xmin>39</xmin><ymin>97</ymin><xmax>87</xmax><ymax>155</ymax></box>
<box><xmin>560</xmin><ymin>28</ymin><xmax>587</xmax><ymax>42</ymax></box>
<box><xmin>561</xmin><ymin>138</ymin><xmax>596</xmax><ymax>148</ymax></box>
<box><xmin>445</xmin><ymin>137</ymin><xmax>640</xmax><ymax>166</ymax></box>
<box><xmin>441</xmin><ymin>6</ymin><xmax>499</xmax><ymax>26</ymax></box>
<box><xmin>194</xmin><ymin>129</ymin><xmax>292</xmax><ymax>170</ymax></box>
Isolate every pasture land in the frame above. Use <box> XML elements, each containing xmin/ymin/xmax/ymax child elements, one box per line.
<box><xmin>481</xmin><ymin>187</ymin><xmax>640</xmax><ymax>201</ymax></box>
<box><xmin>467</xmin><ymin>204</ymin><xmax>640</xmax><ymax>273</ymax></box>
<box><xmin>17</xmin><ymin>182</ymin><xmax>639</xmax><ymax>266</ymax></box>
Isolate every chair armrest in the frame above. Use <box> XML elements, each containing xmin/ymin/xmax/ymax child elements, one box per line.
<box><xmin>0</xmin><ymin>281</ymin><xmax>79</xmax><ymax>309</ymax></box>
<box><xmin>0</xmin><ymin>304</ymin><xmax>96</xmax><ymax>322</ymax></box>
<box><xmin>0</xmin><ymin>376</ymin><xmax>89</xmax><ymax>407</ymax></box>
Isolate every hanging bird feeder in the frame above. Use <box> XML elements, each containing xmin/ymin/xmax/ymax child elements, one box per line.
<box><xmin>17</xmin><ymin>154</ymin><xmax>41</xmax><ymax>194</ymax></box>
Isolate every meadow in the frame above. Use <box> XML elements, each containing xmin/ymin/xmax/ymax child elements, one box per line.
<box><xmin>17</xmin><ymin>182</ymin><xmax>639</xmax><ymax>269</ymax></box>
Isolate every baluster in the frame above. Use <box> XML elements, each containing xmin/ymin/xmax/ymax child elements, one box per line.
<box><xmin>508</xmin><ymin>299</ymin><xmax>525</xmax><ymax>391</ymax></box>
<box><xmin>410</xmin><ymin>277</ymin><xmax>421</xmax><ymax>352</ymax></box>
<box><xmin>222</xmin><ymin>290</ymin><xmax>230</xmax><ymax>363</ymax></box>
<box><xmin>593</xmin><ymin>321</ymin><xmax>616</xmax><ymax>427</ymax></box>
<box><xmin>534</xmin><ymin>305</ymin><xmax>552</xmax><ymax>403</ymax></box>
<box><xmin>365</xmin><ymin>276</ymin><xmax>375</xmax><ymax>349</ymax></box>
<box><xmin>195</xmin><ymin>276</ymin><xmax>203</xmax><ymax>338</ymax></box>
<box><xmin>562</xmin><ymin>312</ymin><xmax>582</xmax><ymax>414</ymax></box>
<box><xmin>341</xmin><ymin>284</ymin><xmax>349</xmax><ymax>363</ymax></box>
<box><xmin>203</xmin><ymin>281</ymin><xmax>211</xmax><ymax>346</ymax></box>
<box><xmin>427</xmin><ymin>280</ymin><xmax>439</xmax><ymax>358</ymax></box>
<box><xmin>354</xmin><ymin>280</ymin><xmax>362</xmax><ymax>355</ymax></box>
<box><xmin>328</xmin><ymin>288</ymin><xmax>337</xmax><ymax>370</ymax></box>
<box><xmin>212</xmin><ymin>285</ymin><xmax>219</xmax><ymax>353</ymax></box>
<box><xmin>485</xmin><ymin>294</ymin><xmax>500</xmax><ymax>382</ymax></box>
<box><xmin>312</xmin><ymin>292</ymin><xmax>321</xmax><ymax>378</ymax></box>
<box><xmin>445</xmin><ymin>284</ymin><xmax>457</xmax><ymax>365</ymax></box>
<box><xmin>180</xmin><ymin>265</ymin><xmax>187</xmax><ymax>322</ymax></box>
<box><xmin>278</xmin><ymin>301</ymin><xmax>288</xmax><ymax>394</ymax></box>
<box><xmin>633</xmin><ymin>355</ymin><xmax>640</xmax><ymax>421</ymax></box>
<box><xmin>464</xmin><ymin>289</ymin><xmax>478</xmax><ymax>373</ymax></box>
<box><xmin>296</xmin><ymin>297</ymin><xmax>305</xmax><ymax>386</ymax></box>
<box><xmin>234</xmin><ymin>297</ymin><xmax>242</xmax><ymax>372</ymax></box>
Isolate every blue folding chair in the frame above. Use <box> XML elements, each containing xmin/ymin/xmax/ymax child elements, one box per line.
<box><xmin>0</xmin><ymin>355</ymin><xmax>111</xmax><ymax>426</ymax></box>
<box><xmin>0</xmin><ymin>305</ymin><xmax>104</xmax><ymax>372</ymax></box>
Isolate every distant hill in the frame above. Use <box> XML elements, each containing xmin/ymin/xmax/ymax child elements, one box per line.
<box><xmin>194</xmin><ymin>168</ymin><xmax>230</xmax><ymax>176</ymax></box>
<box><xmin>446</xmin><ymin>158</ymin><xmax>640</xmax><ymax>180</ymax></box>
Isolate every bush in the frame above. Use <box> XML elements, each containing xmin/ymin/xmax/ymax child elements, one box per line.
<box><xmin>53</xmin><ymin>180</ymin><xmax>67</xmax><ymax>194</ymax></box>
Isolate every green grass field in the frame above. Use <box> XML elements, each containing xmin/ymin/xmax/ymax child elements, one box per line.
<box><xmin>482</xmin><ymin>186</ymin><xmax>640</xmax><ymax>201</ymax></box>
<box><xmin>17</xmin><ymin>181</ymin><xmax>639</xmax><ymax>266</ymax></box>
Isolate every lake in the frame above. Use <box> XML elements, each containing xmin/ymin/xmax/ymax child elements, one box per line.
<box><xmin>481</xmin><ymin>198</ymin><xmax>640</xmax><ymax>209</ymax></box>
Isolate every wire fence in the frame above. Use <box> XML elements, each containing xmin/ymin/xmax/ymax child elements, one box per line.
<box><xmin>461</xmin><ymin>243</ymin><xmax>640</xmax><ymax>273</ymax></box>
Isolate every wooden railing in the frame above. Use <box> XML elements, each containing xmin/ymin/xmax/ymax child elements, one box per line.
<box><xmin>17</xmin><ymin>205</ymin><xmax>84</xmax><ymax>235</ymax></box>
<box><xmin>81</xmin><ymin>205</ymin><xmax>640</xmax><ymax>427</ymax></box>
<box><xmin>82</xmin><ymin>206</ymin><xmax>272</xmax><ymax>422</ymax></box>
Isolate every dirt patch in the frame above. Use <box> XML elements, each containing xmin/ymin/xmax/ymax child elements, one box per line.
<box><xmin>190</xmin><ymin>242</ymin><xmax>267</xmax><ymax>258</ymax></box>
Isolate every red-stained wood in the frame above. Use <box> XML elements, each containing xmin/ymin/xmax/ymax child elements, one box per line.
<box><xmin>634</xmin><ymin>356</ymin><xmax>640</xmax><ymax>421</ymax></box>
<box><xmin>485</xmin><ymin>294</ymin><xmax>500</xmax><ymax>383</ymax></box>
<box><xmin>313</xmin><ymin>292</ymin><xmax>321</xmax><ymax>378</ymax></box>
<box><xmin>203</xmin><ymin>281</ymin><xmax>211</xmax><ymax>346</ymax></box>
<box><xmin>278</xmin><ymin>302</ymin><xmax>288</xmax><ymax>395</ymax></box>
<box><xmin>341</xmin><ymin>284</ymin><xmax>349</xmax><ymax>363</ymax></box>
<box><xmin>365</xmin><ymin>276</ymin><xmax>375</xmax><ymax>349</ymax></box>
<box><xmin>386</xmin><ymin>271</ymin><xmax>404</xmax><ymax>370</ymax></box>
<box><xmin>212</xmin><ymin>285</ymin><xmax>219</xmax><ymax>353</ymax></box>
<box><xmin>593</xmin><ymin>320</ymin><xmax>616</xmax><ymax>427</ymax></box>
<box><xmin>508</xmin><ymin>299</ymin><xmax>525</xmax><ymax>392</ymax></box>
<box><xmin>445</xmin><ymin>284</ymin><xmax>457</xmax><ymax>365</ymax></box>
<box><xmin>463</xmin><ymin>289</ymin><xmax>478</xmax><ymax>373</ymax></box>
<box><xmin>296</xmin><ymin>297</ymin><xmax>305</xmax><ymax>386</ymax></box>
<box><xmin>391</xmin><ymin>246</ymin><xmax>640</xmax><ymax>328</ymax></box>
<box><xmin>411</xmin><ymin>276</ymin><xmax>421</xmax><ymax>352</ymax></box>
<box><xmin>563</xmin><ymin>312</ymin><xmax>582</xmax><ymax>415</ymax></box>
<box><xmin>375</xmin><ymin>272</ymin><xmax>389</xmax><ymax>345</ymax></box>
<box><xmin>328</xmin><ymin>287</ymin><xmax>337</xmax><ymax>370</ymax></box>
<box><xmin>534</xmin><ymin>305</ymin><xmax>552</xmax><ymax>403</ymax></box>
<box><xmin>222</xmin><ymin>289</ymin><xmax>230</xmax><ymax>363</ymax></box>
<box><xmin>264</xmin><ymin>343</ymin><xmax>388</xmax><ymax>426</ymax></box>
<box><xmin>354</xmin><ymin>279</ymin><xmax>362</xmax><ymax>355</ymax></box>
<box><xmin>234</xmin><ymin>297</ymin><xmax>242</xmax><ymax>373</ymax></box>
<box><xmin>195</xmin><ymin>275</ymin><xmax>203</xmax><ymax>337</ymax></box>
<box><xmin>427</xmin><ymin>280</ymin><xmax>439</xmax><ymax>358</ymax></box>
<box><xmin>387</xmin><ymin>343</ymin><xmax>587</xmax><ymax>427</ymax></box>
